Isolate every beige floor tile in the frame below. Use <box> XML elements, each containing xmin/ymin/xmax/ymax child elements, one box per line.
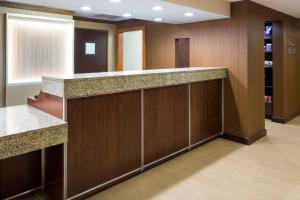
<box><xmin>89</xmin><ymin>117</ymin><xmax>300</xmax><ymax>200</ymax></box>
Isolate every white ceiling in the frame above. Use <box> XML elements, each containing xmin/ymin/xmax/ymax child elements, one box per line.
<box><xmin>230</xmin><ymin>0</ymin><xmax>300</xmax><ymax>19</ymax></box>
<box><xmin>5</xmin><ymin>0</ymin><xmax>229</xmax><ymax>24</ymax></box>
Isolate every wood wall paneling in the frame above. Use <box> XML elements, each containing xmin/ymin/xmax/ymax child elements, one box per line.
<box><xmin>144</xmin><ymin>85</ymin><xmax>189</xmax><ymax>165</ymax></box>
<box><xmin>45</xmin><ymin>144</ymin><xmax>64</xmax><ymax>200</ymax></box>
<box><xmin>118</xmin><ymin>1</ymin><xmax>300</xmax><ymax>142</ymax></box>
<box><xmin>272</xmin><ymin>21</ymin><xmax>285</xmax><ymax>121</ymax></box>
<box><xmin>27</xmin><ymin>91</ymin><xmax>64</xmax><ymax>119</ymax></box>
<box><xmin>247</xmin><ymin>2</ymin><xmax>265</xmax><ymax>137</ymax></box>
<box><xmin>0</xmin><ymin>151</ymin><xmax>42</xmax><ymax>199</ymax></box>
<box><xmin>66</xmin><ymin>91</ymin><xmax>142</xmax><ymax>197</ymax></box>
<box><xmin>190</xmin><ymin>80</ymin><xmax>222</xmax><ymax>145</ymax></box>
<box><xmin>117</xmin><ymin>1</ymin><xmax>251</xmax><ymax>140</ymax></box>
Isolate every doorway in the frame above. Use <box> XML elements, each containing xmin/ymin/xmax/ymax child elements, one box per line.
<box><xmin>175</xmin><ymin>38</ymin><xmax>190</xmax><ymax>68</ymax></box>
<box><xmin>117</xmin><ymin>26</ymin><xmax>145</xmax><ymax>71</ymax></box>
<box><xmin>74</xmin><ymin>28</ymin><xmax>108</xmax><ymax>73</ymax></box>
<box><xmin>264</xmin><ymin>21</ymin><xmax>284</xmax><ymax>120</ymax></box>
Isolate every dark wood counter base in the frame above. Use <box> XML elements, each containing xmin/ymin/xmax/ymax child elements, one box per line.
<box><xmin>0</xmin><ymin>144</ymin><xmax>65</xmax><ymax>200</ymax></box>
<box><xmin>64</xmin><ymin>80</ymin><xmax>223</xmax><ymax>199</ymax></box>
<box><xmin>23</xmin><ymin>79</ymin><xmax>224</xmax><ymax>199</ymax></box>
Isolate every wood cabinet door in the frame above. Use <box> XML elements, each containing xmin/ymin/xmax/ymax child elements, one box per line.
<box><xmin>66</xmin><ymin>91</ymin><xmax>141</xmax><ymax>197</ymax></box>
<box><xmin>191</xmin><ymin>80</ymin><xmax>222</xmax><ymax>144</ymax></box>
<box><xmin>144</xmin><ymin>85</ymin><xmax>189</xmax><ymax>165</ymax></box>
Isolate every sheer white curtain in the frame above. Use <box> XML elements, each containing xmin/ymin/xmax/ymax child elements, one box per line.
<box><xmin>6</xmin><ymin>14</ymin><xmax>74</xmax><ymax>85</ymax></box>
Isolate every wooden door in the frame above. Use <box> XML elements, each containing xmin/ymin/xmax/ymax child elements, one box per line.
<box><xmin>74</xmin><ymin>28</ymin><xmax>108</xmax><ymax>73</ymax></box>
<box><xmin>175</xmin><ymin>38</ymin><xmax>190</xmax><ymax>68</ymax></box>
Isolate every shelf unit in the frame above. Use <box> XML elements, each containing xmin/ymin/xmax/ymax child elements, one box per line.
<box><xmin>264</xmin><ymin>22</ymin><xmax>273</xmax><ymax>119</ymax></box>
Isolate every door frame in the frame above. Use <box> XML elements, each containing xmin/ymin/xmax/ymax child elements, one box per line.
<box><xmin>116</xmin><ymin>26</ymin><xmax>146</xmax><ymax>71</ymax></box>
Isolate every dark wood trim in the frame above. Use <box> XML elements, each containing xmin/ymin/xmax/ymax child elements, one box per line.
<box><xmin>143</xmin><ymin>149</ymin><xmax>189</xmax><ymax>171</ymax></box>
<box><xmin>116</xmin><ymin>32</ymin><xmax>124</xmax><ymax>71</ymax></box>
<box><xmin>75</xmin><ymin>27</ymin><xmax>109</xmax><ymax>33</ymax></box>
<box><xmin>73</xmin><ymin>16</ymin><xmax>119</xmax><ymax>25</ymax></box>
<box><xmin>190</xmin><ymin>134</ymin><xmax>221</xmax><ymax>150</ymax></box>
<box><xmin>0</xmin><ymin>1</ymin><xmax>74</xmax><ymax>16</ymax></box>
<box><xmin>222</xmin><ymin>129</ymin><xmax>267</xmax><ymax>145</ymax></box>
<box><xmin>272</xmin><ymin>110</ymin><xmax>300</xmax><ymax>124</ymax></box>
<box><xmin>69</xmin><ymin>170</ymin><xmax>141</xmax><ymax>200</ymax></box>
<box><xmin>271</xmin><ymin>117</ymin><xmax>285</xmax><ymax>124</ymax></box>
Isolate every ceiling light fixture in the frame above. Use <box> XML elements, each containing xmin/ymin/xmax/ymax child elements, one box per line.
<box><xmin>152</xmin><ymin>6</ymin><xmax>163</xmax><ymax>11</ymax></box>
<box><xmin>80</xmin><ymin>6</ymin><xmax>91</xmax><ymax>11</ymax></box>
<box><xmin>184</xmin><ymin>12</ymin><xmax>194</xmax><ymax>17</ymax></box>
<box><xmin>154</xmin><ymin>17</ymin><xmax>162</xmax><ymax>22</ymax></box>
<box><xmin>123</xmin><ymin>13</ymin><xmax>132</xmax><ymax>17</ymax></box>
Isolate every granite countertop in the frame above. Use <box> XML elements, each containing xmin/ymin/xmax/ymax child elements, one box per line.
<box><xmin>42</xmin><ymin>67</ymin><xmax>227</xmax><ymax>98</ymax></box>
<box><xmin>0</xmin><ymin>105</ymin><xmax>67</xmax><ymax>160</ymax></box>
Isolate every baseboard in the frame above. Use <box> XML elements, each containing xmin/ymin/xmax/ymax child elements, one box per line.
<box><xmin>271</xmin><ymin>117</ymin><xmax>286</xmax><ymax>124</ymax></box>
<box><xmin>222</xmin><ymin>129</ymin><xmax>267</xmax><ymax>145</ymax></box>
<box><xmin>272</xmin><ymin>110</ymin><xmax>300</xmax><ymax>124</ymax></box>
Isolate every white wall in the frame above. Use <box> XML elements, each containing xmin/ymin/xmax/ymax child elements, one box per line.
<box><xmin>0</xmin><ymin>7</ymin><xmax>117</xmax><ymax>107</ymax></box>
<box><xmin>123</xmin><ymin>30</ymin><xmax>143</xmax><ymax>71</ymax></box>
<box><xmin>0</xmin><ymin>6</ymin><xmax>72</xmax><ymax>107</ymax></box>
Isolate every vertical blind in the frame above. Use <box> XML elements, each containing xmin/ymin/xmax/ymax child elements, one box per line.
<box><xmin>6</xmin><ymin>14</ymin><xmax>74</xmax><ymax>85</ymax></box>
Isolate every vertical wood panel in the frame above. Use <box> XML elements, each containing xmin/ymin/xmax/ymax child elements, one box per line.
<box><xmin>45</xmin><ymin>144</ymin><xmax>64</xmax><ymax>200</ymax></box>
<box><xmin>144</xmin><ymin>85</ymin><xmax>189</xmax><ymax>164</ymax></box>
<box><xmin>0</xmin><ymin>151</ymin><xmax>41</xmax><ymax>199</ymax></box>
<box><xmin>272</xmin><ymin>22</ymin><xmax>284</xmax><ymax>120</ymax></box>
<box><xmin>191</xmin><ymin>80</ymin><xmax>222</xmax><ymax>144</ymax></box>
<box><xmin>67</xmin><ymin>91</ymin><xmax>141</xmax><ymax>197</ymax></box>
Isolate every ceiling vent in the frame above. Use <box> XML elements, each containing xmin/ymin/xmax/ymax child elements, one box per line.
<box><xmin>92</xmin><ymin>14</ymin><xmax>125</xmax><ymax>21</ymax></box>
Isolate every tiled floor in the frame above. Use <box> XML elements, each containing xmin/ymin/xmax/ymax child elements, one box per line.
<box><xmin>89</xmin><ymin>117</ymin><xmax>300</xmax><ymax>200</ymax></box>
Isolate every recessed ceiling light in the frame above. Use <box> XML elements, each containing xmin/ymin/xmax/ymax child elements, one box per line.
<box><xmin>184</xmin><ymin>12</ymin><xmax>194</xmax><ymax>17</ymax></box>
<box><xmin>80</xmin><ymin>6</ymin><xmax>91</xmax><ymax>11</ymax></box>
<box><xmin>152</xmin><ymin>6</ymin><xmax>163</xmax><ymax>11</ymax></box>
<box><xmin>109</xmin><ymin>0</ymin><xmax>121</xmax><ymax>2</ymax></box>
<box><xmin>154</xmin><ymin>17</ymin><xmax>162</xmax><ymax>22</ymax></box>
<box><xmin>123</xmin><ymin>13</ymin><xmax>132</xmax><ymax>17</ymax></box>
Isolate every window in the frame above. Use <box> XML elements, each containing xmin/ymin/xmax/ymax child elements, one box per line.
<box><xmin>6</xmin><ymin>13</ymin><xmax>74</xmax><ymax>85</ymax></box>
<box><xmin>85</xmin><ymin>42</ymin><xmax>96</xmax><ymax>55</ymax></box>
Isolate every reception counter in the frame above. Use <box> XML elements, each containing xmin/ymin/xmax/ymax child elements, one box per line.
<box><xmin>0</xmin><ymin>105</ymin><xmax>67</xmax><ymax>199</ymax></box>
<box><xmin>27</xmin><ymin>67</ymin><xmax>227</xmax><ymax>199</ymax></box>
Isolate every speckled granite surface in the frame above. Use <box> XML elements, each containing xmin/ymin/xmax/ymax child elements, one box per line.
<box><xmin>42</xmin><ymin>67</ymin><xmax>227</xmax><ymax>98</ymax></box>
<box><xmin>0</xmin><ymin>105</ymin><xmax>67</xmax><ymax>160</ymax></box>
